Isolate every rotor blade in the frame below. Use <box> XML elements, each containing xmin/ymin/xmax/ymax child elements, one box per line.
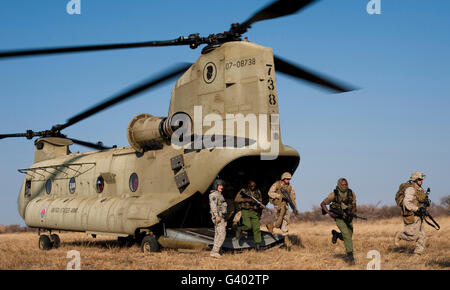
<box><xmin>0</xmin><ymin>130</ymin><xmax>49</xmax><ymax>140</ymax></box>
<box><xmin>0</xmin><ymin>133</ymin><xmax>28</xmax><ymax>140</ymax></box>
<box><xmin>240</xmin><ymin>0</ymin><xmax>319</xmax><ymax>31</ymax></box>
<box><xmin>57</xmin><ymin>63</ymin><xmax>192</xmax><ymax>131</ymax></box>
<box><xmin>0</xmin><ymin>38</ymin><xmax>190</xmax><ymax>60</ymax></box>
<box><xmin>274</xmin><ymin>56</ymin><xmax>354</xmax><ymax>93</ymax></box>
<box><xmin>69</xmin><ymin>138</ymin><xmax>111</xmax><ymax>150</ymax></box>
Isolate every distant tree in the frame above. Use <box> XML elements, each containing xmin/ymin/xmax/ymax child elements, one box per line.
<box><xmin>441</xmin><ymin>194</ymin><xmax>450</xmax><ymax>209</ymax></box>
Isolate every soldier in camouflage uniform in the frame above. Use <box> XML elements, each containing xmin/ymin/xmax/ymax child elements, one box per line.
<box><xmin>320</xmin><ymin>178</ymin><xmax>357</xmax><ymax>265</ymax></box>
<box><xmin>394</xmin><ymin>171</ymin><xmax>427</xmax><ymax>255</ymax></box>
<box><xmin>266</xmin><ymin>172</ymin><xmax>297</xmax><ymax>250</ymax></box>
<box><xmin>234</xmin><ymin>180</ymin><xmax>264</xmax><ymax>251</ymax></box>
<box><xmin>209</xmin><ymin>179</ymin><xmax>227</xmax><ymax>258</ymax></box>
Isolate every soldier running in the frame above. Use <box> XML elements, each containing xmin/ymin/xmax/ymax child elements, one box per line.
<box><xmin>234</xmin><ymin>180</ymin><xmax>264</xmax><ymax>251</ymax></box>
<box><xmin>266</xmin><ymin>172</ymin><xmax>297</xmax><ymax>250</ymax></box>
<box><xmin>394</xmin><ymin>171</ymin><xmax>428</xmax><ymax>255</ymax></box>
<box><xmin>209</xmin><ymin>179</ymin><xmax>227</xmax><ymax>258</ymax></box>
<box><xmin>320</xmin><ymin>178</ymin><xmax>357</xmax><ymax>265</ymax></box>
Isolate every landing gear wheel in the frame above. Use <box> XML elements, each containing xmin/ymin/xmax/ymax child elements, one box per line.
<box><xmin>140</xmin><ymin>235</ymin><xmax>160</xmax><ymax>253</ymax></box>
<box><xmin>38</xmin><ymin>235</ymin><xmax>52</xmax><ymax>250</ymax></box>
<box><xmin>51</xmin><ymin>234</ymin><xmax>61</xmax><ymax>248</ymax></box>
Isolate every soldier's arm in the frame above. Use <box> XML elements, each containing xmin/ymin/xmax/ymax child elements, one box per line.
<box><xmin>256</xmin><ymin>190</ymin><xmax>263</xmax><ymax>203</ymax></box>
<box><xmin>268</xmin><ymin>183</ymin><xmax>281</xmax><ymax>199</ymax></box>
<box><xmin>351</xmin><ymin>192</ymin><xmax>357</xmax><ymax>214</ymax></box>
<box><xmin>234</xmin><ymin>189</ymin><xmax>245</xmax><ymax>203</ymax></box>
<box><xmin>290</xmin><ymin>187</ymin><xmax>297</xmax><ymax>209</ymax></box>
<box><xmin>209</xmin><ymin>194</ymin><xmax>219</xmax><ymax>218</ymax></box>
<box><xmin>404</xmin><ymin>187</ymin><xmax>419</xmax><ymax>212</ymax></box>
<box><xmin>320</xmin><ymin>192</ymin><xmax>336</xmax><ymax>217</ymax></box>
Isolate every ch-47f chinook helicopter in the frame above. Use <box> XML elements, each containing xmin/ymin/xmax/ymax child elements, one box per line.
<box><xmin>0</xmin><ymin>0</ymin><xmax>354</xmax><ymax>252</ymax></box>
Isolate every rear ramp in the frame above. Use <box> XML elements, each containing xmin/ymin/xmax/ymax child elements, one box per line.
<box><xmin>157</xmin><ymin>228</ymin><xmax>284</xmax><ymax>251</ymax></box>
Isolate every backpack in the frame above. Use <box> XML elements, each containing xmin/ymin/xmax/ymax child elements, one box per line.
<box><xmin>395</xmin><ymin>182</ymin><xmax>413</xmax><ymax>207</ymax></box>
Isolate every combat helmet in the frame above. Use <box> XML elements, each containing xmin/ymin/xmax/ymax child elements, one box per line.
<box><xmin>212</xmin><ymin>179</ymin><xmax>225</xmax><ymax>190</ymax></box>
<box><xmin>409</xmin><ymin>171</ymin><xmax>426</xmax><ymax>181</ymax></box>
<box><xmin>281</xmin><ymin>172</ymin><xmax>292</xmax><ymax>180</ymax></box>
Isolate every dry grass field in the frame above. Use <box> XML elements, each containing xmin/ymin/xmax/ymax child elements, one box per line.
<box><xmin>0</xmin><ymin>217</ymin><xmax>449</xmax><ymax>270</ymax></box>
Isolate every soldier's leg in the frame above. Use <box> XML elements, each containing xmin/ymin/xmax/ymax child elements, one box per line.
<box><xmin>399</xmin><ymin>218</ymin><xmax>421</xmax><ymax>242</ymax></box>
<box><xmin>211</xmin><ymin>222</ymin><xmax>221</xmax><ymax>254</ymax></box>
<box><xmin>240</xmin><ymin>210</ymin><xmax>252</xmax><ymax>231</ymax></box>
<box><xmin>211</xmin><ymin>219</ymin><xmax>227</xmax><ymax>255</ymax></box>
<box><xmin>217</xmin><ymin>220</ymin><xmax>227</xmax><ymax>249</ymax></box>
<box><xmin>280</xmin><ymin>210</ymin><xmax>291</xmax><ymax>236</ymax></box>
<box><xmin>274</xmin><ymin>205</ymin><xmax>286</xmax><ymax>228</ymax></box>
<box><xmin>414</xmin><ymin>220</ymin><xmax>426</xmax><ymax>254</ymax></box>
<box><xmin>232</xmin><ymin>211</ymin><xmax>242</xmax><ymax>226</ymax></box>
<box><xmin>249</xmin><ymin>211</ymin><xmax>262</xmax><ymax>244</ymax></box>
<box><xmin>280</xmin><ymin>210</ymin><xmax>291</xmax><ymax>249</ymax></box>
<box><xmin>335</xmin><ymin>218</ymin><xmax>353</xmax><ymax>254</ymax></box>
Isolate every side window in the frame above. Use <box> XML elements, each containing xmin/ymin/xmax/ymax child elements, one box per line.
<box><xmin>129</xmin><ymin>173</ymin><xmax>139</xmax><ymax>192</ymax></box>
<box><xmin>45</xmin><ymin>179</ymin><xmax>52</xmax><ymax>195</ymax></box>
<box><xmin>69</xmin><ymin>177</ymin><xmax>76</xmax><ymax>194</ymax></box>
<box><xmin>96</xmin><ymin>176</ymin><xmax>104</xmax><ymax>193</ymax></box>
<box><xmin>25</xmin><ymin>180</ymin><xmax>32</xmax><ymax>197</ymax></box>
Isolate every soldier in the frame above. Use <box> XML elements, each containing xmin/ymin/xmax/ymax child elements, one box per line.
<box><xmin>394</xmin><ymin>171</ymin><xmax>427</xmax><ymax>255</ymax></box>
<box><xmin>209</xmin><ymin>179</ymin><xmax>227</xmax><ymax>258</ymax></box>
<box><xmin>234</xmin><ymin>180</ymin><xmax>264</xmax><ymax>251</ymax></box>
<box><xmin>320</xmin><ymin>178</ymin><xmax>357</xmax><ymax>265</ymax></box>
<box><xmin>266</xmin><ymin>172</ymin><xmax>297</xmax><ymax>250</ymax></box>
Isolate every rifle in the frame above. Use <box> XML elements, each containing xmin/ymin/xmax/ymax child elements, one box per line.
<box><xmin>323</xmin><ymin>208</ymin><xmax>367</xmax><ymax>220</ymax></box>
<box><xmin>416</xmin><ymin>188</ymin><xmax>440</xmax><ymax>230</ymax></box>
<box><xmin>280</xmin><ymin>188</ymin><xmax>299</xmax><ymax>216</ymax></box>
<box><xmin>240</xmin><ymin>190</ymin><xmax>266</xmax><ymax>209</ymax></box>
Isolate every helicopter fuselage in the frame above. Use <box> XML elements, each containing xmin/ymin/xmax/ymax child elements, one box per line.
<box><xmin>17</xmin><ymin>41</ymin><xmax>300</xmax><ymax>237</ymax></box>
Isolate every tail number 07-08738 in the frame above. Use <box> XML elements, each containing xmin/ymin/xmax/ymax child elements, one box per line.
<box><xmin>225</xmin><ymin>57</ymin><xmax>256</xmax><ymax>70</ymax></box>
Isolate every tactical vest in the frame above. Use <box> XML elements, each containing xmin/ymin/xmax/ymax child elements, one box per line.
<box><xmin>209</xmin><ymin>190</ymin><xmax>227</xmax><ymax>219</ymax></box>
<box><xmin>238</xmin><ymin>189</ymin><xmax>262</xmax><ymax>211</ymax></box>
<box><xmin>269</xmin><ymin>181</ymin><xmax>293</xmax><ymax>207</ymax></box>
<box><xmin>402</xmin><ymin>185</ymin><xmax>426</xmax><ymax>224</ymax></box>
<box><xmin>330</xmin><ymin>189</ymin><xmax>354</xmax><ymax>211</ymax></box>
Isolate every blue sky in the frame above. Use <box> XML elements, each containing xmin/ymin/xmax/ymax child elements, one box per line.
<box><xmin>1</xmin><ymin>0</ymin><xmax>449</xmax><ymax>225</ymax></box>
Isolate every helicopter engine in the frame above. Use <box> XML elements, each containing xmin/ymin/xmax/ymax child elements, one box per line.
<box><xmin>127</xmin><ymin>112</ymin><xmax>191</xmax><ymax>152</ymax></box>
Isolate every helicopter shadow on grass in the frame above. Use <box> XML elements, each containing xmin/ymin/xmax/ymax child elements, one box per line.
<box><xmin>62</xmin><ymin>238</ymin><xmax>138</xmax><ymax>250</ymax></box>
<box><xmin>387</xmin><ymin>245</ymin><xmax>415</xmax><ymax>254</ymax></box>
<box><xmin>332</xmin><ymin>253</ymin><xmax>348</xmax><ymax>260</ymax></box>
<box><xmin>426</xmin><ymin>258</ymin><xmax>450</xmax><ymax>269</ymax></box>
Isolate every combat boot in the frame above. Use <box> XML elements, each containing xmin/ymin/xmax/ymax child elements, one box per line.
<box><xmin>331</xmin><ymin>230</ymin><xmax>343</xmax><ymax>244</ymax></box>
<box><xmin>345</xmin><ymin>252</ymin><xmax>355</xmax><ymax>265</ymax></box>
<box><xmin>210</xmin><ymin>252</ymin><xmax>222</xmax><ymax>259</ymax></box>
<box><xmin>266</xmin><ymin>223</ymin><xmax>274</xmax><ymax>234</ymax></box>
<box><xmin>331</xmin><ymin>230</ymin><xmax>339</xmax><ymax>244</ymax></box>
<box><xmin>255</xmin><ymin>243</ymin><xmax>261</xmax><ymax>252</ymax></box>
